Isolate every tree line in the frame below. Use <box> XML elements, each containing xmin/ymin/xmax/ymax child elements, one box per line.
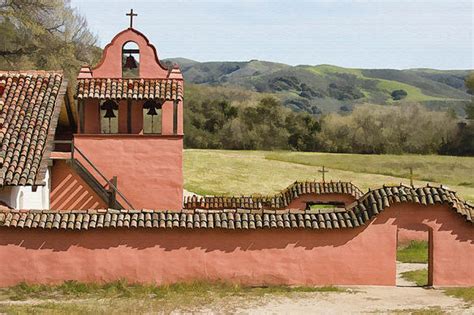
<box><xmin>184</xmin><ymin>95</ymin><xmax>473</xmax><ymax>156</ymax></box>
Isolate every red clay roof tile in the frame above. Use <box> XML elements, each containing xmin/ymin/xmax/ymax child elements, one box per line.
<box><xmin>0</xmin><ymin>71</ymin><xmax>65</xmax><ymax>186</ymax></box>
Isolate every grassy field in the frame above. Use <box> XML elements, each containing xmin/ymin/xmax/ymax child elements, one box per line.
<box><xmin>184</xmin><ymin>150</ymin><xmax>474</xmax><ymax>202</ymax></box>
<box><xmin>0</xmin><ymin>281</ymin><xmax>343</xmax><ymax>314</ymax></box>
<box><xmin>397</xmin><ymin>241</ymin><xmax>429</xmax><ymax>263</ymax></box>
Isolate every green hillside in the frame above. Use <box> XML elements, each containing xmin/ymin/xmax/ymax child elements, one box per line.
<box><xmin>166</xmin><ymin>59</ymin><xmax>472</xmax><ymax>115</ymax></box>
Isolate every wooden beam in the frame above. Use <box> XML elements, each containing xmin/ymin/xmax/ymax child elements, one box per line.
<box><xmin>64</xmin><ymin>92</ymin><xmax>77</xmax><ymax>133</ymax></box>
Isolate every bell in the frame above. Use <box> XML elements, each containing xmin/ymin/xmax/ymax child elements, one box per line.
<box><xmin>143</xmin><ymin>101</ymin><xmax>161</xmax><ymax>116</ymax></box>
<box><xmin>103</xmin><ymin>108</ymin><xmax>117</xmax><ymax>118</ymax></box>
<box><xmin>101</xmin><ymin>101</ymin><xmax>118</xmax><ymax>118</ymax></box>
<box><xmin>146</xmin><ymin>106</ymin><xmax>158</xmax><ymax>116</ymax></box>
<box><xmin>124</xmin><ymin>55</ymin><xmax>137</xmax><ymax>69</ymax></box>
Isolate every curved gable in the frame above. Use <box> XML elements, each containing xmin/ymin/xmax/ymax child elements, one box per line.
<box><xmin>92</xmin><ymin>28</ymin><xmax>169</xmax><ymax>79</ymax></box>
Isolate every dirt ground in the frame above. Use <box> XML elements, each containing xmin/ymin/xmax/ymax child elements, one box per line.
<box><xmin>224</xmin><ymin>263</ymin><xmax>472</xmax><ymax>314</ymax></box>
<box><xmin>216</xmin><ymin>286</ymin><xmax>471</xmax><ymax>314</ymax></box>
<box><xmin>0</xmin><ymin>263</ymin><xmax>472</xmax><ymax>314</ymax></box>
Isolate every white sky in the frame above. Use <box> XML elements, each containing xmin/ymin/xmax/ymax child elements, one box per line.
<box><xmin>71</xmin><ymin>0</ymin><xmax>473</xmax><ymax>69</ymax></box>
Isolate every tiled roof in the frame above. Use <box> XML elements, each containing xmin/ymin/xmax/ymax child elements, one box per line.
<box><xmin>351</xmin><ymin>184</ymin><xmax>473</xmax><ymax>225</ymax></box>
<box><xmin>76</xmin><ymin>78</ymin><xmax>183</xmax><ymax>101</ymax></box>
<box><xmin>0</xmin><ymin>71</ymin><xmax>65</xmax><ymax>186</ymax></box>
<box><xmin>183</xmin><ymin>181</ymin><xmax>363</xmax><ymax>210</ymax></box>
<box><xmin>1</xmin><ymin>185</ymin><xmax>471</xmax><ymax>230</ymax></box>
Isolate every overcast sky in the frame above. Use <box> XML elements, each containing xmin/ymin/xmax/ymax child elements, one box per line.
<box><xmin>70</xmin><ymin>0</ymin><xmax>473</xmax><ymax>69</ymax></box>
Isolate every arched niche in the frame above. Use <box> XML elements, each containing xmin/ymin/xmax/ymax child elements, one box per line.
<box><xmin>122</xmin><ymin>41</ymin><xmax>140</xmax><ymax>78</ymax></box>
<box><xmin>90</xmin><ymin>28</ymin><xmax>169</xmax><ymax>78</ymax></box>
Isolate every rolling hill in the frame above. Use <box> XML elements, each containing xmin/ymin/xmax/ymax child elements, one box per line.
<box><xmin>165</xmin><ymin>58</ymin><xmax>472</xmax><ymax>115</ymax></box>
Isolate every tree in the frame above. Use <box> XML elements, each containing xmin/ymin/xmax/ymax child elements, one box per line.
<box><xmin>391</xmin><ymin>89</ymin><xmax>408</xmax><ymax>100</ymax></box>
<box><xmin>0</xmin><ymin>0</ymin><xmax>101</xmax><ymax>79</ymax></box>
<box><xmin>464</xmin><ymin>73</ymin><xmax>474</xmax><ymax>119</ymax></box>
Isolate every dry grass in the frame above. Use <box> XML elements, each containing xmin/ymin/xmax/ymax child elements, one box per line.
<box><xmin>444</xmin><ymin>287</ymin><xmax>474</xmax><ymax>305</ymax></box>
<box><xmin>184</xmin><ymin>150</ymin><xmax>474</xmax><ymax>202</ymax></box>
<box><xmin>0</xmin><ymin>281</ymin><xmax>346</xmax><ymax>314</ymax></box>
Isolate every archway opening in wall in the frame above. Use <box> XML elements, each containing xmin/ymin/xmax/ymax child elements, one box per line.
<box><xmin>122</xmin><ymin>41</ymin><xmax>140</xmax><ymax>78</ymax></box>
<box><xmin>396</xmin><ymin>225</ymin><xmax>433</xmax><ymax>287</ymax></box>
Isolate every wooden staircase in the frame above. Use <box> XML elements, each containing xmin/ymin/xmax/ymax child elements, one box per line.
<box><xmin>54</xmin><ymin>140</ymin><xmax>134</xmax><ymax>209</ymax></box>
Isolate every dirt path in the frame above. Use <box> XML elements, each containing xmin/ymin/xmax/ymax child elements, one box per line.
<box><xmin>396</xmin><ymin>262</ymin><xmax>427</xmax><ymax>287</ymax></box>
<box><xmin>232</xmin><ymin>287</ymin><xmax>472</xmax><ymax>314</ymax></box>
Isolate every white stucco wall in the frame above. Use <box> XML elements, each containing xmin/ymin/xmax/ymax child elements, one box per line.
<box><xmin>0</xmin><ymin>168</ymin><xmax>50</xmax><ymax>209</ymax></box>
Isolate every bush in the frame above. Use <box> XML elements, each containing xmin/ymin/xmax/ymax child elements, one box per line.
<box><xmin>391</xmin><ymin>89</ymin><xmax>408</xmax><ymax>100</ymax></box>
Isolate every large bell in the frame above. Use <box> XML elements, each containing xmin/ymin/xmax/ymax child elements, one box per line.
<box><xmin>144</xmin><ymin>100</ymin><xmax>161</xmax><ymax>116</ymax></box>
<box><xmin>103</xmin><ymin>108</ymin><xmax>117</xmax><ymax>118</ymax></box>
<box><xmin>146</xmin><ymin>106</ymin><xmax>158</xmax><ymax>116</ymax></box>
<box><xmin>101</xmin><ymin>101</ymin><xmax>118</xmax><ymax>118</ymax></box>
<box><xmin>124</xmin><ymin>55</ymin><xmax>137</xmax><ymax>69</ymax></box>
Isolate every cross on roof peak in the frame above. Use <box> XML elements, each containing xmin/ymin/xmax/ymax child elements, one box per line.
<box><xmin>126</xmin><ymin>9</ymin><xmax>137</xmax><ymax>28</ymax></box>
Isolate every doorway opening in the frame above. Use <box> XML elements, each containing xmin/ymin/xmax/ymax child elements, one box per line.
<box><xmin>396</xmin><ymin>226</ymin><xmax>433</xmax><ymax>287</ymax></box>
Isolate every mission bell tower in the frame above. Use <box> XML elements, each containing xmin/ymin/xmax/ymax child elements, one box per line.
<box><xmin>68</xmin><ymin>11</ymin><xmax>184</xmax><ymax>210</ymax></box>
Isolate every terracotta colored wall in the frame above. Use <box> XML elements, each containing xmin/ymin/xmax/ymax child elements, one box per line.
<box><xmin>50</xmin><ymin>160</ymin><xmax>107</xmax><ymax>210</ymax></box>
<box><xmin>131</xmin><ymin>101</ymin><xmax>143</xmax><ymax>134</ymax></box>
<box><xmin>84</xmin><ymin>100</ymin><xmax>99</xmax><ymax>134</ymax></box>
<box><xmin>73</xmin><ymin>135</ymin><xmax>183</xmax><ymax>210</ymax></box>
<box><xmin>0</xmin><ymin>203</ymin><xmax>472</xmax><ymax>287</ymax></box>
<box><xmin>92</xmin><ymin>29</ymin><xmax>168</xmax><ymax>79</ymax></box>
<box><xmin>118</xmin><ymin>100</ymin><xmax>128</xmax><ymax>133</ymax></box>
<box><xmin>286</xmin><ymin>193</ymin><xmax>357</xmax><ymax>210</ymax></box>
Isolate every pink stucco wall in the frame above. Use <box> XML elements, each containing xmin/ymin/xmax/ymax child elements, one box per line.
<box><xmin>92</xmin><ymin>28</ymin><xmax>169</xmax><ymax>79</ymax></box>
<box><xmin>50</xmin><ymin>160</ymin><xmax>107</xmax><ymax>210</ymax></box>
<box><xmin>0</xmin><ymin>203</ymin><xmax>472</xmax><ymax>287</ymax></box>
<box><xmin>73</xmin><ymin>135</ymin><xmax>183</xmax><ymax>210</ymax></box>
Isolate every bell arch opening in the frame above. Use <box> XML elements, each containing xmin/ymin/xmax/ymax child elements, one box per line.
<box><xmin>122</xmin><ymin>41</ymin><xmax>140</xmax><ymax>78</ymax></box>
<box><xmin>143</xmin><ymin>100</ymin><xmax>163</xmax><ymax>134</ymax></box>
<box><xmin>100</xmin><ymin>100</ymin><xmax>119</xmax><ymax>134</ymax></box>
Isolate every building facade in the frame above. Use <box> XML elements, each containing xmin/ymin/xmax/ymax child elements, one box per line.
<box><xmin>51</xmin><ymin>27</ymin><xmax>184</xmax><ymax>211</ymax></box>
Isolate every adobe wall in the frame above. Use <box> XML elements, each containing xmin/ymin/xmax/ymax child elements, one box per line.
<box><xmin>0</xmin><ymin>203</ymin><xmax>471</xmax><ymax>287</ymax></box>
<box><xmin>73</xmin><ymin>135</ymin><xmax>183</xmax><ymax>210</ymax></box>
<box><xmin>50</xmin><ymin>160</ymin><xmax>107</xmax><ymax>210</ymax></box>
<box><xmin>286</xmin><ymin>193</ymin><xmax>357</xmax><ymax>209</ymax></box>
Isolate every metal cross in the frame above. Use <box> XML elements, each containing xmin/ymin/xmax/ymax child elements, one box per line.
<box><xmin>318</xmin><ymin>166</ymin><xmax>328</xmax><ymax>182</ymax></box>
<box><xmin>126</xmin><ymin>9</ymin><xmax>137</xmax><ymax>28</ymax></box>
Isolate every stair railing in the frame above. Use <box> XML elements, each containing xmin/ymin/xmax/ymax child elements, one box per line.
<box><xmin>53</xmin><ymin>140</ymin><xmax>135</xmax><ymax>209</ymax></box>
